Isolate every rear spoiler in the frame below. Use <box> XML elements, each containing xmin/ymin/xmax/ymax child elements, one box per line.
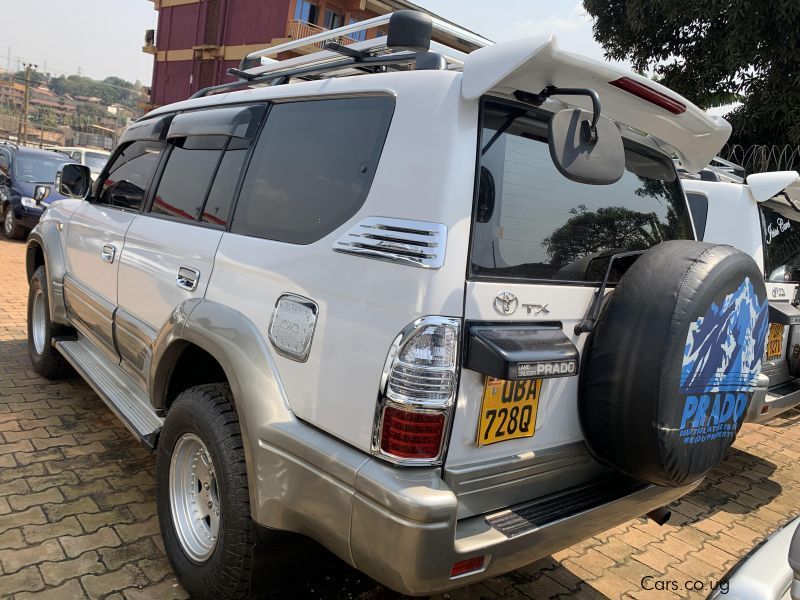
<box><xmin>462</xmin><ymin>36</ymin><xmax>731</xmax><ymax>174</ymax></box>
<box><xmin>746</xmin><ymin>171</ymin><xmax>800</xmax><ymax>203</ymax></box>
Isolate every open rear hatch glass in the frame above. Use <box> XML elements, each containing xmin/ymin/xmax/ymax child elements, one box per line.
<box><xmin>445</xmin><ymin>98</ymin><xmax>694</xmax><ymax>519</ymax></box>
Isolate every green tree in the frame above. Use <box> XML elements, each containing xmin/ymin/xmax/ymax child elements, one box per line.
<box><xmin>542</xmin><ymin>205</ymin><xmax>661</xmax><ymax>269</ymax></box>
<box><xmin>582</xmin><ymin>0</ymin><xmax>800</xmax><ymax>147</ymax></box>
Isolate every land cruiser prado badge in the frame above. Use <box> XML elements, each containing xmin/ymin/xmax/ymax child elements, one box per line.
<box><xmin>678</xmin><ymin>277</ymin><xmax>768</xmax><ymax>445</ymax></box>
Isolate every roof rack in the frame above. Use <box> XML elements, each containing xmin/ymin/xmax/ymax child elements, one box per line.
<box><xmin>677</xmin><ymin>155</ymin><xmax>745</xmax><ymax>184</ymax></box>
<box><xmin>191</xmin><ymin>10</ymin><xmax>493</xmax><ymax>100</ymax></box>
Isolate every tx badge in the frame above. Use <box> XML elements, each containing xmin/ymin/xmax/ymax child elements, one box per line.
<box><xmin>493</xmin><ymin>292</ymin><xmax>550</xmax><ymax>317</ymax></box>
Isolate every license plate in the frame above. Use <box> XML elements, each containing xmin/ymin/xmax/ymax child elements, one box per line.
<box><xmin>767</xmin><ymin>323</ymin><xmax>785</xmax><ymax>360</ymax></box>
<box><xmin>477</xmin><ymin>377</ymin><xmax>541</xmax><ymax>447</ymax></box>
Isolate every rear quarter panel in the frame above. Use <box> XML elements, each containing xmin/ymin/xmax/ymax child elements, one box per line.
<box><xmin>204</xmin><ymin>72</ymin><xmax>478</xmax><ymax>452</ymax></box>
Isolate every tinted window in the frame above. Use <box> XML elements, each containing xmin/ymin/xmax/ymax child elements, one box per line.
<box><xmin>202</xmin><ymin>139</ymin><xmax>248</xmax><ymax>226</ymax></box>
<box><xmin>0</xmin><ymin>152</ymin><xmax>9</xmax><ymax>175</ymax></box>
<box><xmin>760</xmin><ymin>201</ymin><xmax>800</xmax><ymax>282</ymax></box>
<box><xmin>98</xmin><ymin>141</ymin><xmax>164</xmax><ymax>211</ymax></box>
<box><xmin>231</xmin><ymin>97</ymin><xmax>394</xmax><ymax>244</ymax></box>
<box><xmin>686</xmin><ymin>192</ymin><xmax>709</xmax><ymax>240</ymax></box>
<box><xmin>150</xmin><ymin>136</ymin><xmax>225</xmax><ymax>222</ymax></box>
<box><xmin>471</xmin><ymin>102</ymin><xmax>693</xmax><ymax>283</ymax></box>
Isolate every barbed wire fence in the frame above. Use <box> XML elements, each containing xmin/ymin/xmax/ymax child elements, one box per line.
<box><xmin>720</xmin><ymin>144</ymin><xmax>800</xmax><ymax>174</ymax></box>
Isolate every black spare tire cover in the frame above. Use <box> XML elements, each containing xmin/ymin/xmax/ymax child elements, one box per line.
<box><xmin>579</xmin><ymin>241</ymin><xmax>769</xmax><ymax>487</ymax></box>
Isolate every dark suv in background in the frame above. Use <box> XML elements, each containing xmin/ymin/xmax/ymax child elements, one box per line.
<box><xmin>0</xmin><ymin>143</ymin><xmax>75</xmax><ymax>239</ymax></box>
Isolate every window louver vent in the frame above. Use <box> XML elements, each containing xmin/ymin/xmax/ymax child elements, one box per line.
<box><xmin>333</xmin><ymin>217</ymin><xmax>447</xmax><ymax>269</ymax></box>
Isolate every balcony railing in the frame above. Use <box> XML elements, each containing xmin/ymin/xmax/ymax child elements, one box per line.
<box><xmin>143</xmin><ymin>29</ymin><xmax>157</xmax><ymax>55</ymax></box>
<box><xmin>287</xmin><ymin>20</ymin><xmax>358</xmax><ymax>49</ymax></box>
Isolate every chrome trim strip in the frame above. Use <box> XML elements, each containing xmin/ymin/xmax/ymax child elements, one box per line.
<box><xmin>333</xmin><ymin>217</ymin><xmax>448</xmax><ymax>270</ymax></box>
<box><xmin>115</xmin><ymin>308</ymin><xmax>158</xmax><ymax>391</ymax></box>
<box><xmin>63</xmin><ymin>274</ymin><xmax>117</xmax><ymax>360</ymax></box>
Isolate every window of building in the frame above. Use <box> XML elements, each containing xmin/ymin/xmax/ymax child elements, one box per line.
<box><xmin>294</xmin><ymin>0</ymin><xmax>318</xmax><ymax>24</ymax></box>
<box><xmin>231</xmin><ymin>96</ymin><xmax>395</xmax><ymax>244</ymax></box>
<box><xmin>325</xmin><ymin>8</ymin><xmax>344</xmax><ymax>29</ymax></box>
<box><xmin>202</xmin><ymin>138</ymin><xmax>249</xmax><ymax>226</ymax></box>
<box><xmin>349</xmin><ymin>17</ymin><xmax>367</xmax><ymax>41</ymax></box>
<box><xmin>149</xmin><ymin>136</ymin><xmax>226</xmax><ymax>223</ymax></box>
<box><xmin>96</xmin><ymin>140</ymin><xmax>165</xmax><ymax>212</ymax></box>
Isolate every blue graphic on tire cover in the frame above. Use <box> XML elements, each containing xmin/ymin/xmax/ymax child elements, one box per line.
<box><xmin>678</xmin><ymin>277</ymin><xmax>768</xmax><ymax>445</ymax></box>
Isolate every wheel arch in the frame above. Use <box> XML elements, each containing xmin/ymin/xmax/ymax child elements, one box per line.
<box><xmin>26</xmin><ymin>225</ymin><xmax>69</xmax><ymax>325</ymax></box>
<box><xmin>151</xmin><ymin>299</ymin><xmax>293</xmax><ymax>513</ymax></box>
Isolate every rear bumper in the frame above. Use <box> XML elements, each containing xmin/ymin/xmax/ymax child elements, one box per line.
<box><xmin>746</xmin><ymin>373</ymin><xmax>800</xmax><ymax>423</ymax></box>
<box><xmin>252</xmin><ymin>420</ymin><xmax>699</xmax><ymax>596</ymax></box>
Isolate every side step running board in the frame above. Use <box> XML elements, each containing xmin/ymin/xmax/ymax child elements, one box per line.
<box><xmin>55</xmin><ymin>338</ymin><xmax>163</xmax><ymax>450</ymax></box>
<box><xmin>485</xmin><ymin>475</ymin><xmax>648</xmax><ymax>538</ymax></box>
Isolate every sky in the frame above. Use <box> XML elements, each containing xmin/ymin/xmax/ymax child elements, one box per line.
<box><xmin>3</xmin><ymin>0</ymin><xmax>158</xmax><ymax>84</ymax></box>
<box><xmin>1</xmin><ymin>0</ymin><xmax>620</xmax><ymax>85</ymax></box>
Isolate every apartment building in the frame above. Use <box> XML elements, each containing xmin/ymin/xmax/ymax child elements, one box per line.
<box><xmin>143</xmin><ymin>0</ymin><xmax>475</xmax><ymax>108</ymax></box>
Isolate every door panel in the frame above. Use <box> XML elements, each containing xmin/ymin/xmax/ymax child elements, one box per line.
<box><xmin>63</xmin><ymin>201</ymin><xmax>137</xmax><ymax>361</ymax></box>
<box><xmin>446</xmin><ymin>281</ymin><xmax>596</xmax><ymax>469</ymax></box>
<box><xmin>116</xmin><ymin>216</ymin><xmax>223</xmax><ymax>387</ymax></box>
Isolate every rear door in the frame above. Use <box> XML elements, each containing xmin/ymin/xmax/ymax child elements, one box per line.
<box><xmin>445</xmin><ymin>100</ymin><xmax>696</xmax><ymax>513</ymax></box>
<box><xmin>115</xmin><ymin>105</ymin><xmax>263</xmax><ymax>388</ymax></box>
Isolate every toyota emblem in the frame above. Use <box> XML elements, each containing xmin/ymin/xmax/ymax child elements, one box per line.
<box><xmin>493</xmin><ymin>291</ymin><xmax>518</xmax><ymax>315</ymax></box>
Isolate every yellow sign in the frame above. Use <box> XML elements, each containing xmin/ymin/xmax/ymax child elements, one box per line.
<box><xmin>767</xmin><ymin>323</ymin><xmax>785</xmax><ymax>360</ymax></box>
<box><xmin>477</xmin><ymin>377</ymin><xmax>541</xmax><ymax>446</ymax></box>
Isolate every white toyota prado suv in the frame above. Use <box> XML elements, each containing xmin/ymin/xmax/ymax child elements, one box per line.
<box><xmin>25</xmin><ymin>11</ymin><xmax>769</xmax><ymax>598</ymax></box>
<box><xmin>682</xmin><ymin>164</ymin><xmax>800</xmax><ymax>423</ymax></box>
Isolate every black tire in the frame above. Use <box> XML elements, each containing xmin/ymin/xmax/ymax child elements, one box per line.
<box><xmin>27</xmin><ymin>266</ymin><xmax>73</xmax><ymax>379</ymax></box>
<box><xmin>579</xmin><ymin>241</ymin><xmax>769</xmax><ymax>487</ymax></box>
<box><xmin>3</xmin><ymin>204</ymin><xmax>25</xmax><ymax>240</ymax></box>
<box><xmin>156</xmin><ymin>383</ymin><xmax>257</xmax><ymax>600</ymax></box>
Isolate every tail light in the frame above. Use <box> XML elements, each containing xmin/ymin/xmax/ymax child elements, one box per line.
<box><xmin>608</xmin><ymin>76</ymin><xmax>687</xmax><ymax>115</ymax></box>
<box><xmin>373</xmin><ymin>317</ymin><xmax>460</xmax><ymax>465</ymax></box>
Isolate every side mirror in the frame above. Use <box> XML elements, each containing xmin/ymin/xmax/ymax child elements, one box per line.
<box><xmin>56</xmin><ymin>163</ymin><xmax>92</xmax><ymax>199</ymax></box>
<box><xmin>548</xmin><ymin>108</ymin><xmax>625</xmax><ymax>185</ymax></box>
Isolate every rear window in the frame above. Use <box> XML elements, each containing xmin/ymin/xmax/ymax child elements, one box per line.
<box><xmin>471</xmin><ymin>101</ymin><xmax>693</xmax><ymax>284</ymax></box>
<box><xmin>760</xmin><ymin>201</ymin><xmax>800</xmax><ymax>282</ymax></box>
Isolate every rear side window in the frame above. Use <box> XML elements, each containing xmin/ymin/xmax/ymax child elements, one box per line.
<box><xmin>231</xmin><ymin>96</ymin><xmax>394</xmax><ymax>244</ymax></box>
<box><xmin>203</xmin><ymin>138</ymin><xmax>249</xmax><ymax>226</ymax></box>
<box><xmin>686</xmin><ymin>192</ymin><xmax>708</xmax><ymax>240</ymax></box>
<box><xmin>760</xmin><ymin>201</ymin><xmax>800</xmax><ymax>282</ymax></box>
<box><xmin>150</xmin><ymin>136</ymin><xmax>226</xmax><ymax>222</ymax></box>
<box><xmin>97</xmin><ymin>140</ymin><xmax>165</xmax><ymax>211</ymax></box>
<box><xmin>471</xmin><ymin>101</ymin><xmax>693</xmax><ymax>284</ymax></box>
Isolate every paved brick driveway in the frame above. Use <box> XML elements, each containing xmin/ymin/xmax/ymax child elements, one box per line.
<box><xmin>0</xmin><ymin>235</ymin><xmax>799</xmax><ymax>599</ymax></box>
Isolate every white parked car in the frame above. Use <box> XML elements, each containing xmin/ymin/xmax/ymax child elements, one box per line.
<box><xmin>48</xmin><ymin>146</ymin><xmax>110</xmax><ymax>180</ymax></box>
<box><xmin>709</xmin><ymin>516</ymin><xmax>800</xmax><ymax>600</ymax></box>
<box><xmin>26</xmin><ymin>11</ymin><xmax>767</xmax><ymax>599</ymax></box>
<box><xmin>682</xmin><ymin>169</ymin><xmax>800</xmax><ymax>422</ymax></box>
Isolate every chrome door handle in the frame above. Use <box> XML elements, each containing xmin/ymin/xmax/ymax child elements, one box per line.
<box><xmin>101</xmin><ymin>244</ymin><xmax>116</xmax><ymax>264</ymax></box>
<box><xmin>176</xmin><ymin>267</ymin><xmax>200</xmax><ymax>292</ymax></box>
